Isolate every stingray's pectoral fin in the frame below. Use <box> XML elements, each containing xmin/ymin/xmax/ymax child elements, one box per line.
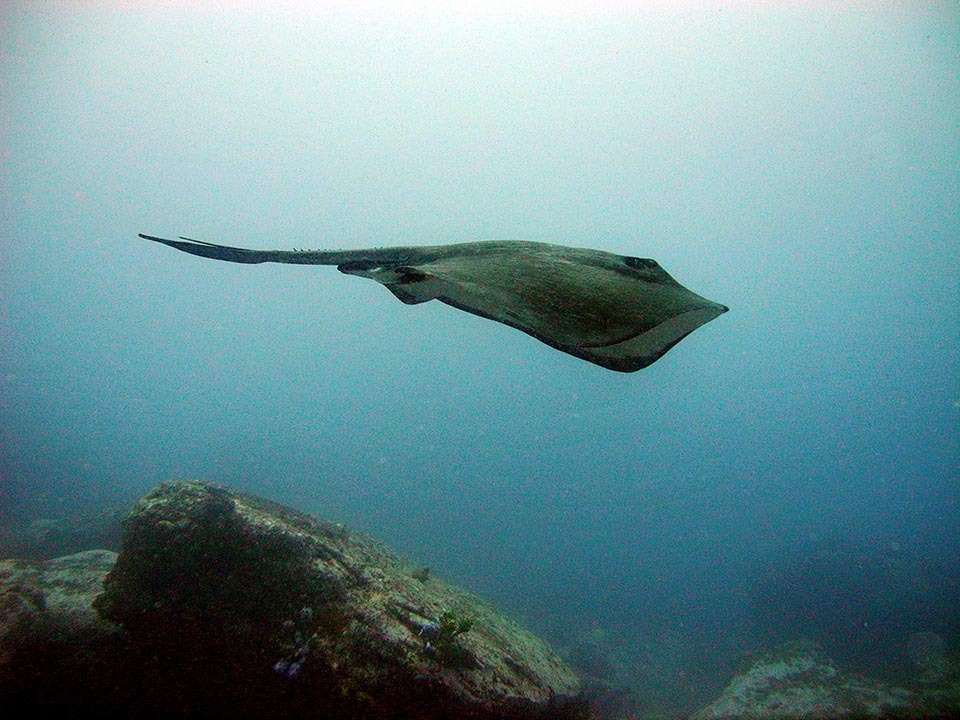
<box><xmin>569</xmin><ymin>303</ymin><xmax>729</xmax><ymax>372</ymax></box>
<box><xmin>384</xmin><ymin>270</ymin><xmax>448</xmax><ymax>305</ymax></box>
<box><xmin>385</xmin><ymin>285</ymin><xmax>431</xmax><ymax>305</ymax></box>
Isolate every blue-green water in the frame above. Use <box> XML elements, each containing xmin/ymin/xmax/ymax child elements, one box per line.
<box><xmin>2</xmin><ymin>4</ymin><xmax>958</xmax><ymax>716</ymax></box>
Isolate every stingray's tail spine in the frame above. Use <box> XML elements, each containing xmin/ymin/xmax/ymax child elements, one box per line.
<box><xmin>138</xmin><ymin>233</ymin><xmax>351</xmax><ymax>265</ymax></box>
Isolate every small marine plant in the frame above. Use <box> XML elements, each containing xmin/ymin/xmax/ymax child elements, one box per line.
<box><xmin>438</xmin><ymin>609</ymin><xmax>474</xmax><ymax>638</ymax></box>
<box><xmin>419</xmin><ymin>609</ymin><xmax>476</xmax><ymax>668</ymax></box>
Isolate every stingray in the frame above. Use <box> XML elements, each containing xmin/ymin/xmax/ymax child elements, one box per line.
<box><xmin>139</xmin><ymin>233</ymin><xmax>727</xmax><ymax>372</ymax></box>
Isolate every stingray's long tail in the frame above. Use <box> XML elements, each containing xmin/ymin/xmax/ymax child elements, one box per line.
<box><xmin>139</xmin><ymin>233</ymin><xmax>355</xmax><ymax>265</ymax></box>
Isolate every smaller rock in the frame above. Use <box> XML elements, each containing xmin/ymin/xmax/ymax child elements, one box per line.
<box><xmin>0</xmin><ymin>550</ymin><xmax>119</xmax><ymax>663</ymax></box>
<box><xmin>691</xmin><ymin>640</ymin><xmax>960</xmax><ymax>719</ymax></box>
<box><xmin>0</xmin><ymin>549</ymin><xmax>123</xmax><ymax>705</ymax></box>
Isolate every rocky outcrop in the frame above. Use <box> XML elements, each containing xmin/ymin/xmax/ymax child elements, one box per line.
<box><xmin>691</xmin><ymin>640</ymin><xmax>960</xmax><ymax>720</ymax></box>
<box><xmin>0</xmin><ymin>549</ymin><xmax>118</xmax><ymax>653</ymax></box>
<box><xmin>0</xmin><ymin>549</ymin><xmax>123</xmax><ymax>705</ymax></box>
<box><xmin>85</xmin><ymin>480</ymin><xmax>584</xmax><ymax>719</ymax></box>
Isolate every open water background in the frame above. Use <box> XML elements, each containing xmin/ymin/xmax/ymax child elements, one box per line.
<box><xmin>2</xmin><ymin>3</ymin><xmax>958</xmax><ymax>715</ymax></box>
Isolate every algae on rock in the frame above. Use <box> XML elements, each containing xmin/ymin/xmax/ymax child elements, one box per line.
<box><xmin>94</xmin><ymin>480</ymin><xmax>584</xmax><ymax>719</ymax></box>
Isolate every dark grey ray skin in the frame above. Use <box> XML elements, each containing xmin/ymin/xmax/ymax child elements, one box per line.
<box><xmin>139</xmin><ymin>233</ymin><xmax>728</xmax><ymax>372</ymax></box>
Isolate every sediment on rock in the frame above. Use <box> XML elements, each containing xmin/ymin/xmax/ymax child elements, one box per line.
<box><xmin>89</xmin><ymin>480</ymin><xmax>585</xmax><ymax>719</ymax></box>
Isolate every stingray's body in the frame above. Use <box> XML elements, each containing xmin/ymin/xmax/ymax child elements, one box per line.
<box><xmin>140</xmin><ymin>234</ymin><xmax>727</xmax><ymax>372</ymax></box>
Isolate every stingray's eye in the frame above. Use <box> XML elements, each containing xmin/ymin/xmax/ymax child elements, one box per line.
<box><xmin>338</xmin><ymin>259</ymin><xmax>379</xmax><ymax>273</ymax></box>
<box><xmin>623</xmin><ymin>256</ymin><xmax>658</xmax><ymax>270</ymax></box>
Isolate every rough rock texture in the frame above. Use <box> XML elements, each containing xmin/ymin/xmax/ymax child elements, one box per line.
<box><xmin>0</xmin><ymin>549</ymin><xmax>119</xmax><ymax>657</ymax></box>
<box><xmin>691</xmin><ymin>640</ymin><xmax>960</xmax><ymax>720</ymax></box>
<box><xmin>0</xmin><ymin>549</ymin><xmax>124</xmax><ymax>704</ymax></box>
<box><xmin>91</xmin><ymin>480</ymin><xmax>584</xmax><ymax>719</ymax></box>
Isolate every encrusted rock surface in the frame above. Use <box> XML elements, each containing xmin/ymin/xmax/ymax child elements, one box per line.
<box><xmin>691</xmin><ymin>640</ymin><xmax>960</xmax><ymax>720</ymax></box>
<box><xmin>89</xmin><ymin>480</ymin><xmax>584</xmax><ymax>718</ymax></box>
<box><xmin>0</xmin><ymin>549</ymin><xmax>119</xmax><ymax>654</ymax></box>
<box><xmin>0</xmin><ymin>549</ymin><xmax>123</xmax><ymax>705</ymax></box>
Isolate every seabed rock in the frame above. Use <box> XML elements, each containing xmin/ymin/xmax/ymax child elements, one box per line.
<box><xmin>691</xmin><ymin>640</ymin><xmax>960</xmax><ymax>720</ymax></box>
<box><xmin>2</xmin><ymin>481</ymin><xmax>584</xmax><ymax>718</ymax></box>
<box><xmin>0</xmin><ymin>549</ymin><xmax>124</xmax><ymax>708</ymax></box>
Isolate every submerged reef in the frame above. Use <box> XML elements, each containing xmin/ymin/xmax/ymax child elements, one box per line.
<box><xmin>1</xmin><ymin>481</ymin><xmax>584</xmax><ymax>718</ymax></box>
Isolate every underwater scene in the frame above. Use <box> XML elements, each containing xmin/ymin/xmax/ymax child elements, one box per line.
<box><xmin>1</xmin><ymin>3</ymin><xmax>958</xmax><ymax>718</ymax></box>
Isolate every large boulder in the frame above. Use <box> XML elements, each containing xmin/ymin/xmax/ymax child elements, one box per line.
<box><xmin>93</xmin><ymin>480</ymin><xmax>584</xmax><ymax>719</ymax></box>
